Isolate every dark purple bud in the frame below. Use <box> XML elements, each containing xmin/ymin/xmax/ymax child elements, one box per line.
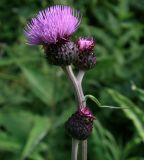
<box><xmin>74</xmin><ymin>37</ymin><xmax>96</xmax><ymax>70</ymax></box>
<box><xmin>44</xmin><ymin>41</ymin><xmax>79</xmax><ymax>66</ymax></box>
<box><xmin>75</xmin><ymin>53</ymin><xmax>96</xmax><ymax>70</ymax></box>
<box><xmin>65</xmin><ymin>107</ymin><xmax>95</xmax><ymax>140</ymax></box>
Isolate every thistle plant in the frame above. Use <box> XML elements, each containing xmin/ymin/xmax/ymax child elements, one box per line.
<box><xmin>25</xmin><ymin>5</ymin><xmax>96</xmax><ymax>160</ymax></box>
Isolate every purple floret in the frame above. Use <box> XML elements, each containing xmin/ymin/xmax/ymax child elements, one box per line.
<box><xmin>77</xmin><ymin>37</ymin><xmax>95</xmax><ymax>52</ymax></box>
<box><xmin>24</xmin><ymin>5</ymin><xmax>81</xmax><ymax>45</ymax></box>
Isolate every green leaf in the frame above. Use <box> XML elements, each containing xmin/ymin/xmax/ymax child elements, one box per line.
<box><xmin>0</xmin><ymin>132</ymin><xmax>21</xmax><ymax>153</ymax></box>
<box><xmin>29</xmin><ymin>153</ymin><xmax>45</xmax><ymax>160</ymax></box>
<box><xmin>91</xmin><ymin>120</ymin><xmax>122</xmax><ymax>160</ymax></box>
<box><xmin>0</xmin><ymin>57</ymin><xmax>39</xmax><ymax>66</ymax></box>
<box><xmin>20</xmin><ymin>116</ymin><xmax>51</xmax><ymax>160</ymax></box>
<box><xmin>107</xmin><ymin>89</ymin><xmax>144</xmax><ymax>141</ymax></box>
<box><xmin>127</xmin><ymin>158</ymin><xmax>144</xmax><ymax>160</ymax></box>
<box><xmin>85</xmin><ymin>94</ymin><xmax>125</xmax><ymax>109</ymax></box>
<box><xmin>85</xmin><ymin>94</ymin><xmax>102</xmax><ymax>106</ymax></box>
<box><xmin>0</xmin><ymin>111</ymin><xmax>33</xmax><ymax>139</ymax></box>
<box><xmin>19</xmin><ymin>65</ymin><xmax>54</xmax><ymax>106</ymax></box>
<box><xmin>131</xmin><ymin>83</ymin><xmax>144</xmax><ymax>102</ymax></box>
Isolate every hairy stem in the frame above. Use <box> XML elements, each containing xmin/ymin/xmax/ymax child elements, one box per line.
<box><xmin>62</xmin><ymin>65</ymin><xmax>83</xmax><ymax>107</ymax></box>
<box><xmin>81</xmin><ymin>140</ymin><xmax>87</xmax><ymax>160</ymax></box>
<box><xmin>62</xmin><ymin>66</ymin><xmax>87</xmax><ymax>160</ymax></box>
<box><xmin>71</xmin><ymin>138</ymin><xmax>79</xmax><ymax>160</ymax></box>
<box><xmin>77</xmin><ymin>70</ymin><xmax>85</xmax><ymax>84</ymax></box>
<box><xmin>77</xmin><ymin>70</ymin><xmax>87</xmax><ymax>160</ymax></box>
<box><xmin>77</xmin><ymin>70</ymin><xmax>86</xmax><ymax>107</ymax></box>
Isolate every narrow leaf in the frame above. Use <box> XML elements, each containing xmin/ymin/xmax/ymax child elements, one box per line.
<box><xmin>85</xmin><ymin>94</ymin><xmax>125</xmax><ymax>109</ymax></box>
<box><xmin>107</xmin><ymin>89</ymin><xmax>144</xmax><ymax>141</ymax></box>
<box><xmin>131</xmin><ymin>83</ymin><xmax>144</xmax><ymax>102</ymax></box>
<box><xmin>20</xmin><ymin>116</ymin><xmax>51</xmax><ymax>160</ymax></box>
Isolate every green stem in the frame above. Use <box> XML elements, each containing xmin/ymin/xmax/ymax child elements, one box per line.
<box><xmin>77</xmin><ymin>70</ymin><xmax>86</xmax><ymax>107</ymax></box>
<box><xmin>62</xmin><ymin>66</ymin><xmax>87</xmax><ymax>160</ymax></box>
<box><xmin>62</xmin><ymin>65</ymin><xmax>82</xmax><ymax>107</ymax></box>
<box><xmin>77</xmin><ymin>71</ymin><xmax>87</xmax><ymax>160</ymax></box>
<box><xmin>81</xmin><ymin>140</ymin><xmax>87</xmax><ymax>160</ymax></box>
<box><xmin>71</xmin><ymin>138</ymin><xmax>79</xmax><ymax>160</ymax></box>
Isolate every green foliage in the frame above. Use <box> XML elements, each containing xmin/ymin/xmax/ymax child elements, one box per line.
<box><xmin>131</xmin><ymin>83</ymin><xmax>144</xmax><ymax>102</ymax></box>
<box><xmin>107</xmin><ymin>89</ymin><xmax>144</xmax><ymax>141</ymax></box>
<box><xmin>90</xmin><ymin>120</ymin><xmax>123</xmax><ymax>160</ymax></box>
<box><xmin>0</xmin><ymin>0</ymin><xmax>144</xmax><ymax>159</ymax></box>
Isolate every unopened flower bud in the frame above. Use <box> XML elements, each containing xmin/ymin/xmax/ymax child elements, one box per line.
<box><xmin>65</xmin><ymin>107</ymin><xmax>95</xmax><ymax>140</ymax></box>
<box><xmin>44</xmin><ymin>41</ymin><xmax>78</xmax><ymax>66</ymax></box>
<box><xmin>74</xmin><ymin>37</ymin><xmax>96</xmax><ymax>70</ymax></box>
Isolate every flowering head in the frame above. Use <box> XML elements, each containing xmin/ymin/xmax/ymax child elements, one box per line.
<box><xmin>25</xmin><ymin>5</ymin><xmax>81</xmax><ymax>45</ymax></box>
<box><xmin>24</xmin><ymin>5</ymin><xmax>80</xmax><ymax>66</ymax></box>
<box><xmin>77</xmin><ymin>37</ymin><xmax>95</xmax><ymax>53</ymax></box>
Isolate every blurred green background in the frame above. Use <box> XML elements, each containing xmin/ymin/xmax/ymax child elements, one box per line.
<box><xmin>0</xmin><ymin>0</ymin><xmax>144</xmax><ymax>159</ymax></box>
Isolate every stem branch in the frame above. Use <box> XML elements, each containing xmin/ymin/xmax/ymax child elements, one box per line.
<box><xmin>62</xmin><ymin>66</ymin><xmax>87</xmax><ymax>160</ymax></box>
<box><xmin>62</xmin><ymin>65</ymin><xmax>83</xmax><ymax>107</ymax></box>
<box><xmin>77</xmin><ymin>70</ymin><xmax>85</xmax><ymax>84</ymax></box>
<box><xmin>71</xmin><ymin>138</ymin><xmax>79</xmax><ymax>160</ymax></box>
<box><xmin>81</xmin><ymin>140</ymin><xmax>87</xmax><ymax>160</ymax></box>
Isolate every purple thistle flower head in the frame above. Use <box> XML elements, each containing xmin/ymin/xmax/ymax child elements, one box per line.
<box><xmin>24</xmin><ymin>5</ymin><xmax>81</xmax><ymax>45</ymax></box>
<box><xmin>77</xmin><ymin>37</ymin><xmax>95</xmax><ymax>52</ymax></box>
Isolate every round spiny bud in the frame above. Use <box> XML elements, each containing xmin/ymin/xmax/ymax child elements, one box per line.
<box><xmin>65</xmin><ymin>107</ymin><xmax>95</xmax><ymax>140</ymax></box>
<box><xmin>74</xmin><ymin>37</ymin><xmax>96</xmax><ymax>70</ymax></box>
<box><xmin>75</xmin><ymin>53</ymin><xmax>96</xmax><ymax>70</ymax></box>
<box><xmin>44</xmin><ymin>41</ymin><xmax>79</xmax><ymax>66</ymax></box>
